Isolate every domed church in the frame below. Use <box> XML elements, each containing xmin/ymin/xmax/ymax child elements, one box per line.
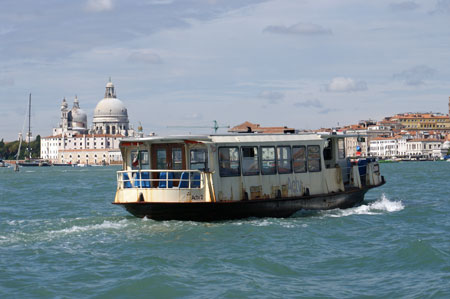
<box><xmin>41</xmin><ymin>79</ymin><xmax>140</xmax><ymax>165</ymax></box>
<box><xmin>54</xmin><ymin>96</ymin><xmax>89</xmax><ymax>135</ymax></box>
<box><xmin>92</xmin><ymin>80</ymin><xmax>130</xmax><ymax>136</ymax></box>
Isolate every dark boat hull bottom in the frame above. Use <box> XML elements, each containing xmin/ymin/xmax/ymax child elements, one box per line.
<box><xmin>115</xmin><ymin>185</ymin><xmax>381</xmax><ymax>221</ymax></box>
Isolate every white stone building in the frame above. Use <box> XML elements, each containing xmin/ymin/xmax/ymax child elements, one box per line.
<box><xmin>369</xmin><ymin>137</ymin><xmax>399</xmax><ymax>158</ymax></box>
<box><xmin>41</xmin><ymin>80</ymin><xmax>139</xmax><ymax>165</ymax></box>
<box><xmin>369</xmin><ymin>137</ymin><xmax>444</xmax><ymax>159</ymax></box>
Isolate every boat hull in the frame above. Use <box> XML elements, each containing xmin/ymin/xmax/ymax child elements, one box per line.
<box><xmin>18</xmin><ymin>162</ymin><xmax>51</xmax><ymax>167</ymax></box>
<box><xmin>114</xmin><ymin>184</ymin><xmax>383</xmax><ymax>221</ymax></box>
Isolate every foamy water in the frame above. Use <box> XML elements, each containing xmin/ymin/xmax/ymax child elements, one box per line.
<box><xmin>321</xmin><ymin>194</ymin><xmax>404</xmax><ymax>218</ymax></box>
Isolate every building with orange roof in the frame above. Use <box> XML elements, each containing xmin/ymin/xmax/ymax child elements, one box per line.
<box><xmin>391</xmin><ymin>112</ymin><xmax>450</xmax><ymax>130</ymax></box>
<box><xmin>229</xmin><ymin>121</ymin><xmax>296</xmax><ymax>134</ymax></box>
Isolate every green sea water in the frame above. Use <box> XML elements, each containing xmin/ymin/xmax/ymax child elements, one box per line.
<box><xmin>0</xmin><ymin>162</ymin><xmax>449</xmax><ymax>298</ymax></box>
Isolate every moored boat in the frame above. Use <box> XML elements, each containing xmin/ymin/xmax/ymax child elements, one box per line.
<box><xmin>113</xmin><ymin>133</ymin><xmax>385</xmax><ymax>221</ymax></box>
<box><xmin>18</xmin><ymin>160</ymin><xmax>51</xmax><ymax>167</ymax></box>
<box><xmin>0</xmin><ymin>159</ymin><xmax>7</xmax><ymax>167</ymax></box>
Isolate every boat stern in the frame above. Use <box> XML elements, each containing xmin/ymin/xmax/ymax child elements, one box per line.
<box><xmin>114</xmin><ymin>169</ymin><xmax>214</xmax><ymax>204</ymax></box>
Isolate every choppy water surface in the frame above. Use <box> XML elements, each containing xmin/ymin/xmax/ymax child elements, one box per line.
<box><xmin>0</xmin><ymin>163</ymin><xmax>449</xmax><ymax>298</ymax></box>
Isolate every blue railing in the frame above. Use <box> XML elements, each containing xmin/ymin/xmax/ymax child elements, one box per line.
<box><xmin>117</xmin><ymin>169</ymin><xmax>203</xmax><ymax>189</ymax></box>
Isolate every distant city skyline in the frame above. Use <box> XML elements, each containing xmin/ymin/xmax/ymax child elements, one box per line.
<box><xmin>1</xmin><ymin>0</ymin><xmax>450</xmax><ymax>141</ymax></box>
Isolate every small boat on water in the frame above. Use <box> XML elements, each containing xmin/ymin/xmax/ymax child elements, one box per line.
<box><xmin>14</xmin><ymin>94</ymin><xmax>51</xmax><ymax>169</ymax></box>
<box><xmin>378</xmin><ymin>159</ymin><xmax>400</xmax><ymax>163</ymax></box>
<box><xmin>18</xmin><ymin>160</ymin><xmax>51</xmax><ymax>167</ymax></box>
<box><xmin>113</xmin><ymin>133</ymin><xmax>385</xmax><ymax>221</ymax></box>
<box><xmin>72</xmin><ymin>163</ymin><xmax>91</xmax><ymax>167</ymax></box>
<box><xmin>0</xmin><ymin>159</ymin><xmax>8</xmax><ymax>168</ymax></box>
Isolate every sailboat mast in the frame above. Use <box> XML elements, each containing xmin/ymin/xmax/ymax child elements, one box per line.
<box><xmin>27</xmin><ymin>93</ymin><xmax>31</xmax><ymax>159</ymax></box>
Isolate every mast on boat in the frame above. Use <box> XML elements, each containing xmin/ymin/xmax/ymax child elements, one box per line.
<box><xmin>14</xmin><ymin>133</ymin><xmax>22</xmax><ymax>172</ymax></box>
<box><xmin>14</xmin><ymin>93</ymin><xmax>31</xmax><ymax>172</ymax></box>
<box><xmin>26</xmin><ymin>93</ymin><xmax>32</xmax><ymax>160</ymax></box>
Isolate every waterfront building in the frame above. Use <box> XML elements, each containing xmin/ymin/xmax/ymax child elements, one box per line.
<box><xmin>369</xmin><ymin>136</ymin><xmax>444</xmax><ymax>159</ymax></box>
<box><xmin>369</xmin><ymin>137</ymin><xmax>400</xmax><ymax>158</ymax></box>
<box><xmin>229</xmin><ymin>121</ymin><xmax>296</xmax><ymax>134</ymax></box>
<box><xmin>41</xmin><ymin>80</ymin><xmax>139</xmax><ymax>164</ymax></box>
<box><xmin>342</xmin><ymin>120</ymin><xmax>395</xmax><ymax>157</ymax></box>
<box><xmin>390</xmin><ymin>109</ymin><xmax>450</xmax><ymax>131</ymax></box>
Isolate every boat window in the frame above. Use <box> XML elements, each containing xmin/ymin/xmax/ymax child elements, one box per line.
<box><xmin>277</xmin><ymin>146</ymin><xmax>292</xmax><ymax>174</ymax></box>
<box><xmin>323</xmin><ymin>138</ymin><xmax>332</xmax><ymax>161</ymax></box>
<box><xmin>131</xmin><ymin>150</ymin><xmax>150</xmax><ymax>170</ymax></box>
<box><xmin>218</xmin><ymin>147</ymin><xmax>240</xmax><ymax>177</ymax></box>
<box><xmin>338</xmin><ymin>139</ymin><xmax>345</xmax><ymax>159</ymax></box>
<box><xmin>156</xmin><ymin>149</ymin><xmax>167</xmax><ymax>169</ymax></box>
<box><xmin>172</xmin><ymin>148</ymin><xmax>183</xmax><ymax>170</ymax></box>
<box><xmin>292</xmin><ymin>146</ymin><xmax>306</xmax><ymax>173</ymax></box>
<box><xmin>241</xmin><ymin>146</ymin><xmax>259</xmax><ymax>176</ymax></box>
<box><xmin>261</xmin><ymin>146</ymin><xmax>276</xmax><ymax>175</ymax></box>
<box><xmin>307</xmin><ymin>145</ymin><xmax>321</xmax><ymax>172</ymax></box>
<box><xmin>190</xmin><ymin>148</ymin><xmax>208</xmax><ymax>170</ymax></box>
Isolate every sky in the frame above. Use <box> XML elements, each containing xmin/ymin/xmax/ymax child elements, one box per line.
<box><xmin>1</xmin><ymin>0</ymin><xmax>450</xmax><ymax>140</ymax></box>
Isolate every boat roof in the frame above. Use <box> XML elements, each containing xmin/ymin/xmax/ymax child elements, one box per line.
<box><xmin>119</xmin><ymin>133</ymin><xmax>351</xmax><ymax>145</ymax></box>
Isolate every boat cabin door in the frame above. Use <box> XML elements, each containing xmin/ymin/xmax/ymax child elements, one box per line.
<box><xmin>151</xmin><ymin>144</ymin><xmax>186</xmax><ymax>187</ymax></box>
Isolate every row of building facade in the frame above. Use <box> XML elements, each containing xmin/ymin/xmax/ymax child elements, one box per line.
<box><xmin>337</xmin><ymin>102</ymin><xmax>450</xmax><ymax>159</ymax></box>
<box><xmin>40</xmin><ymin>83</ymin><xmax>450</xmax><ymax>164</ymax></box>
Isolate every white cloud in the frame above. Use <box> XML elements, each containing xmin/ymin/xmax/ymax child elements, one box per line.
<box><xmin>433</xmin><ymin>0</ymin><xmax>450</xmax><ymax>13</ymax></box>
<box><xmin>259</xmin><ymin>90</ymin><xmax>284</xmax><ymax>104</ymax></box>
<box><xmin>324</xmin><ymin>77</ymin><xmax>368</xmax><ymax>92</ymax></box>
<box><xmin>393</xmin><ymin>65</ymin><xmax>437</xmax><ymax>86</ymax></box>
<box><xmin>85</xmin><ymin>0</ymin><xmax>114</xmax><ymax>12</ymax></box>
<box><xmin>294</xmin><ymin>99</ymin><xmax>323</xmax><ymax>109</ymax></box>
<box><xmin>127</xmin><ymin>50</ymin><xmax>162</xmax><ymax>64</ymax></box>
<box><xmin>181</xmin><ymin>113</ymin><xmax>203</xmax><ymax>121</ymax></box>
<box><xmin>318</xmin><ymin>108</ymin><xmax>337</xmax><ymax>115</ymax></box>
<box><xmin>389</xmin><ymin>1</ymin><xmax>419</xmax><ymax>12</ymax></box>
<box><xmin>145</xmin><ymin>0</ymin><xmax>174</xmax><ymax>5</ymax></box>
<box><xmin>263</xmin><ymin>22</ymin><xmax>332</xmax><ymax>36</ymax></box>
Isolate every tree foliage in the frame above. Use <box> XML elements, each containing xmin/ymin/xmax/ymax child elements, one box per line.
<box><xmin>0</xmin><ymin>135</ymin><xmax>41</xmax><ymax>160</ymax></box>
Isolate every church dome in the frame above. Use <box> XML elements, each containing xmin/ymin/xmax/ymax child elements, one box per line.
<box><xmin>92</xmin><ymin>80</ymin><xmax>129</xmax><ymax>126</ymax></box>
<box><xmin>94</xmin><ymin>97</ymin><xmax>128</xmax><ymax>119</ymax></box>
<box><xmin>443</xmin><ymin>141</ymin><xmax>450</xmax><ymax>150</ymax></box>
<box><xmin>72</xmin><ymin>107</ymin><xmax>88</xmax><ymax>124</ymax></box>
<box><xmin>69</xmin><ymin>96</ymin><xmax>88</xmax><ymax>130</ymax></box>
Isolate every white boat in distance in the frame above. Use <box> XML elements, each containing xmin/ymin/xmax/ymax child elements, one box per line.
<box><xmin>113</xmin><ymin>133</ymin><xmax>385</xmax><ymax>221</ymax></box>
<box><xmin>72</xmin><ymin>163</ymin><xmax>91</xmax><ymax>167</ymax></box>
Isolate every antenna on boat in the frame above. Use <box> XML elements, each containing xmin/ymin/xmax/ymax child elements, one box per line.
<box><xmin>167</xmin><ymin>120</ymin><xmax>230</xmax><ymax>134</ymax></box>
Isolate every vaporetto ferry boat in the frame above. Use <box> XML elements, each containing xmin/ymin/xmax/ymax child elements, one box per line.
<box><xmin>113</xmin><ymin>134</ymin><xmax>385</xmax><ymax>221</ymax></box>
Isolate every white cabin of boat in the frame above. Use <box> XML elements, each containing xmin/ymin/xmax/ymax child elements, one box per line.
<box><xmin>114</xmin><ymin>134</ymin><xmax>383</xmax><ymax>205</ymax></box>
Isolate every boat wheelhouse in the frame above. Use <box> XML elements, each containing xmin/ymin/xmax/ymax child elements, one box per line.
<box><xmin>114</xmin><ymin>134</ymin><xmax>385</xmax><ymax>221</ymax></box>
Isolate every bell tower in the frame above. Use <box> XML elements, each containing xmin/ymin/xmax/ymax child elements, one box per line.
<box><xmin>104</xmin><ymin>77</ymin><xmax>116</xmax><ymax>99</ymax></box>
<box><xmin>61</xmin><ymin>97</ymin><xmax>68</xmax><ymax>131</ymax></box>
